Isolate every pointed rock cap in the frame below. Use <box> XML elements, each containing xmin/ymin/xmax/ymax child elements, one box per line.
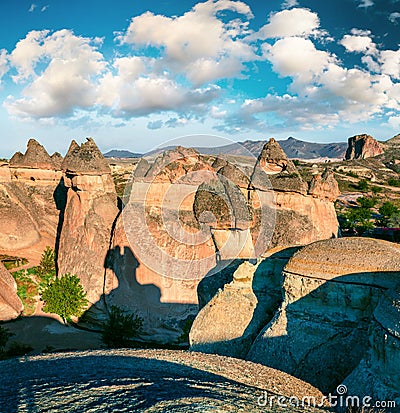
<box><xmin>308</xmin><ymin>169</ymin><xmax>340</xmax><ymax>201</ymax></box>
<box><xmin>51</xmin><ymin>152</ymin><xmax>63</xmax><ymax>170</ymax></box>
<box><xmin>9</xmin><ymin>138</ymin><xmax>59</xmax><ymax>170</ymax></box>
<box><xmin>251</xmin><ymin>138</ymin><xmax>307</xmax><ymax>194</ymax></box>
<box><xmin>62</xmin><ymin>138</ymin><xmax>110</xmax><ymax>174</ymax></box>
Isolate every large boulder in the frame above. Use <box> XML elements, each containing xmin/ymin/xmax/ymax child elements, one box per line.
<box><xmin>0</xmin><ymin>263</ymin><xmax>23</xmax><ymax>320</ymax></box>
<box><xmin>345</xmin><ymin>134</ymin><xmax>384</xmax><ymax>160</ymax></box>
<box><xmin>247</xmin><ymin>238</ymin><xmax>400</xmax><ymax>393</ymax></box>
<box><xmin>190</xmin><ymin>248</ymin><xmax>298</xmax><ymax>357</ymax></box>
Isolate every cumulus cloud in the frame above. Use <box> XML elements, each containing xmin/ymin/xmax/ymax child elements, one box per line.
<box><xmin>340</xmin><ymin>32</ymin><xmax>375</xmax><ymax>53</ymax></box>
<box><xmin>5</xmin><ymin>30</ymin><xmax>106</xmax><ymax>118</ymax></box>
<box><xmin>254</xmin><ymin>8</ymin><xmax>320</xmax><ymax>39</ymax></box>
<box><xmin>28</xmin><ymin>4</ymin><xmax>36</xmax><ymax>12</ymax></box>
<box><xmin>118</xmin><ymin>0</ymin><xmax>255</xmax><ymax>85</ymax></box>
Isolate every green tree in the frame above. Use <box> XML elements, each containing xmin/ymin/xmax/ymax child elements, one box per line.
<box><xmin>342</xmin><ymin>207</ymin><xmax>374</xmax><ymax>234</ymax></box>
<box><xmin>388</xmin><ymin>177</ymin><xmax>400</xmax><ymax>187</ymax></box>
<box><xmin>37</xmin><ymin>247</ymin><xmax>56</xmax><ymax>289</ymax></box>
<box><xmin>41</xmin><ymin>274</ymin><xmax>88</xmax><ymax>324</ymax></box>
<box><xmin>378</xmin><ymin>201</ymin><xmax>400</xmax><ymax>227</ymax></box>
<box><xmin>357</xmin><ymin>197</ymin><xmax>377</xmax><ymax>209</ymax></box>
<box><xmin>101</xmin><ymin>305</ymin><xmax>143</xmax><ymax>348</ymax></box>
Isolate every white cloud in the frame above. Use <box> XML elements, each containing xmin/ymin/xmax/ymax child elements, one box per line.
<box><xmin>340</xmin><ymin>34</ymin><xmax>374</xmax><ymax>53</ymax></box>
<box><xmin>41</xmin><ymin>5</ymin><xmax>49</xmax><ymax>12</ymax></box>
<box><xmin>5</xmin><ymin>30</ymin><xmax>106</xmax><ymax>118</ymax></box>
<box><xmin>118</xmin><ymin>0</ymin><xmax>255</xmax><ymax>86</ymax></box>
<box><xmin>0</xmin><ymin>49</ymin><xmax>9</xmax><ymax>83</ymax></box>
<box><xmin>281</xmin><ymin>0</ymin><xmax>299</xmax><ymax>9</ymax></box>
<box><xmin>358</xmin><ymin>0</ymin><xmax>374</xmax><ymax>8</ymax></box>
<box><xmin>389</xmin><ymin>115</ymin><xmax>400</xmax><ymax>129</ymax></box>
<box><xmin>389</xmin><ymin>12</ymin><xmax>400</xmax><ymax>23</ymax></box>
<box><xmin>254</xmin><ymin>8</ymin><xmax>320</xmax><ymax>39</ymax></box>
<box><xmin>264</xmin><ymin>37</ymin><xmax>334</xmax><ymax>85</ymax></box>
<box><xmin>28</xmin><ymin>4</ymin><xmax>36</xmax><ymax>12</ymax></box>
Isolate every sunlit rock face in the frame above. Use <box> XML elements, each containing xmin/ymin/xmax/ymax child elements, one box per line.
<box><xmin>0</xmin><ymin>262</ymin><xmax>23</xmax><ymax>321</ymax></box>
<box><xmin>104</xmin><ymin>147</ymin><xmax>217</xmax><ymax>344</ymax></box>
<box><xmin>247</xmin><ymin>238</ymin><xmax>400</xmax><ymax>393</ymax></box>
<box><xmin>58</xmin><ymin>138</ymin><xmax>119</xmax><ymax>304</ymax></box>
<box><xmin>345</xmin><ymin>134</ymin><xmax>384</xmax><ymax>160</ymax></box>
<box><xmin>0</xmin><ymin>139</ymin><xmax>64</xmax><ymax>261</ymax></box>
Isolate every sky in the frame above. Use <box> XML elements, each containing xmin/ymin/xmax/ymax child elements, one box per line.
<box><xmin>0</xmin><ymin>0</ymin><xmax>400</xmax><ymax>157</ymax></box>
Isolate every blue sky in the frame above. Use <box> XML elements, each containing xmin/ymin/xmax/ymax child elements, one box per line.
<box><xmin>0</xmin><ymin>0</ymin><xmax>400</xmax><ymax>156</ymax></box>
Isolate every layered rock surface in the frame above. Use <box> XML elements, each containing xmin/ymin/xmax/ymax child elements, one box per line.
<box><xmin>345</xmin><ymin>134</ymin><xmax>384</xmax><ymax>160</ymax></box>
<box><xmin>247</xmin><ymin>238</ymin><xmax>400</xmax><ymax>392</ymax></box>
<box><xmin>58</xmin><ymin>138</ymin><xmax>119</xmax><ymax>304</ymax></box>
<box><xmin>0</xmin><ymin>263</ymin><xmax>23</xmax><ymax>320</ymax></box>
<box><xmin>0</xmin><ymin>139</ymin><xmax>64</xmax><ymax>262</ymax></box>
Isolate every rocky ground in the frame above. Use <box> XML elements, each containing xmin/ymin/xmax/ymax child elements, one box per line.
<box><xmin>0</xmin><ymin>349</ymin><xmax>329</xmax><ymax>412</ymax></box>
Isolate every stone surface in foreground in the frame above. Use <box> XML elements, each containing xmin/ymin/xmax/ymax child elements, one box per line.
<box><xmin>0</xmin><ymin>349</ymin><xmax>327</xmax><ymax>412</ymax></box>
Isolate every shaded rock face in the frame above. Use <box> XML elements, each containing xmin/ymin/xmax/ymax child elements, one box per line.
<box><xmin>344</xmin><ymin>287</ymin><xmax>400</xmax><ymax>404</ymax></box>
<box><xmin>0</xmin><ymin>263</ymin><xmax>23</xmax><ymax>320</ymax></box>
<box><xmin>247</xmin><ymin>238</ymin><xmax>400</xmax><ymax>393</ymax></box>
<box><xmin>345</xmin><ymin>134</ymin><xmax>384</xmax><ymax>160</ymax></box>
<box><xmin>58</xmin><ymin>139</ymin><xmax>119</xmax><ymax>304</ymax></box>
<box><xmin>190</xmin><ymin>248</ymin><xmax>298</xmax><ymax>358</ymax></box>
<box><xmin>308</xmin><ymin>169</ymin><xmax>340</xmax><ymax>202</ymax></box>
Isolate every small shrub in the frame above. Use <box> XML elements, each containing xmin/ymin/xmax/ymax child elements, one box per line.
<box><xmin>371</xmin><ymin>186</ymin><xmax>382</xmax><ymax>194</ymax></box>
<box><xmin>41</xmin><ymin>274</ymin><xmax>88</xmax><ymax>324</ymax></box>
<box><xmin>357</xmin><ymin>197</ymin><xmax>377</xmax><ymax>209</ymax></box>
<box><xmin>357</xmin><ymin>179</ymin><xmax>369</xmax><ymax>192</ymax></box>
<box><xmin>346</xmin><ymin>171</ymin><xmax>359</xmax><ymax>178</ymax></box>
<box><xmin>388</xmin><ymin>177</ymin><xmax>400</xmax><ymax>187</ymax></box>
<box><xmin>102</xmin><ymin>306</ymin><xmax>143</xmax><ymax>348</ymax></box>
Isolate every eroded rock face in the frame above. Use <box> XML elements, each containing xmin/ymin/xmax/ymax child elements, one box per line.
<box><xmin>247</xmin><ymin>238</ymin><xmax>400</xmax><ymax>393</ymax></box>
<box><xmin>345</xmin><ymin>134</ymin><xmax>384</xmax><ymax>160</ymax></box>
<box><xmin>190</xmin><ymin>248</ymin><xmax>298</xmax><ymax>358</ymax></box>
<box><xmin>103</xmin><ymin>148</ymin><xmax>217</xmax><ymax>343</ymax></box>
<box><xmin>0</xmin><ymin>140</ymin><xmax>65</xmax><ymax>262</ymax></box>
<box><xmin>308</xmin><ymin>169</ymin><xmax>340</xmax><ymax>202</ymax></box>
<box><xmin>58</xmin><ymin>139</ymin><xmax>119</xmax><ymax>304</ymax></box>
<box><xmin>344</xmin><ymin>287</ymin><xmax>400</xmax><ymax>404</ymax></box>
<box><xmin>0</xmin><ymin>263</ymin><xmax>23</xmax><ymax>320</ymax></box>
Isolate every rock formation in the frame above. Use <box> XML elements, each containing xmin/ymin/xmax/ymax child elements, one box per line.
<box><xmin>190</xmin><ymin>248</ymin><xmax>298</xmax><ymax>358</ymax></box>
<box><xmin>58</xmin><ymin>138</ymin><xmax>119</xmax><ymax>304</ymax></box>
<box><xmin>344</xmin><ymin>286</ymin><xmax>400</xmax><ymax>404</ymax></box>
<box><xmin>345</xmin><ymin>134</ymin><xmax>384</xmax><ymax>160</ymax></box>
<box><xmin>0</xmin><ymin>263</ymin><xmax>23</xmax><ymax>320</ymax></box>
<box><xmin>247</xmin><ymin>238</ymin><xmax>400</xmax><ymax>393</ymax></box>
<box><xmin>0</xmin><ymin>139</ymin><xmax>64</xmax><ymax>263</ymax></box>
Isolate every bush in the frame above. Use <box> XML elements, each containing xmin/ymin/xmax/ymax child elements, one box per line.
<box><xmin>41</xmin><ymin>274</ymin><xmax>88</xmax><ymax>324</ymax></box>
<box><xmin>357</xmin><ymin>179</ymin><xmax>369</xmax><ymax>192</ymax></box>
<box><xmin>102</xmin><ymin>305</ymin><xmax>143</xmax><ymax>348</ymax></box>
<box><xmin>357</xmin><ymin>197</ymin><xmax>377</xmax><ymax>209</ymax></box>
<box><xmin>388</xmin><ymin>177</ymin><xmax>400</xmax><ymax>187</ymax></box>
<box><xmin>378</xmin><ymin>201</ymin><xmax>400</xmax><ymax>227</ymax></box>
<box><xmin>38</xmin><ymin>246</ymin><xmax>56</xmax><ymax>277</ymax></box>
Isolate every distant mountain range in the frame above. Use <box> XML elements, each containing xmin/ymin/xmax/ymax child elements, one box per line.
<box><xmin>103</xmin><ymin>149</ymin><xmax>142</xmax><ymax>158</ymax></box>
<box><xmin>103</xmin><ymin>137</ymin><xmax>349</xmax><ymax>160</ymax></box>
<box><xmin>193</xmin><ymin>137</ymin><xmax>348</xmax><ymax>159</ymax></box>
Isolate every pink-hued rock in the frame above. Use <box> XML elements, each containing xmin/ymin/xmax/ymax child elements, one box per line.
<box><xmin>58</xmin><ymin>139</ymin><xmax>119</xmax><ymax>304</ymax></box>
<box><xmin>345</xmin><ymin>134</ymin><xmax>384</xmax><ymax>160</ymax></box>
<box><xmin>308</xmin><ymin>169</ymin><xmax>340</xmax><ymax>202</ymax></box>
<box><xmin>0</xmin><ymin>263</ymin><xmax>23</xmax><ymax>320</ymax></box>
